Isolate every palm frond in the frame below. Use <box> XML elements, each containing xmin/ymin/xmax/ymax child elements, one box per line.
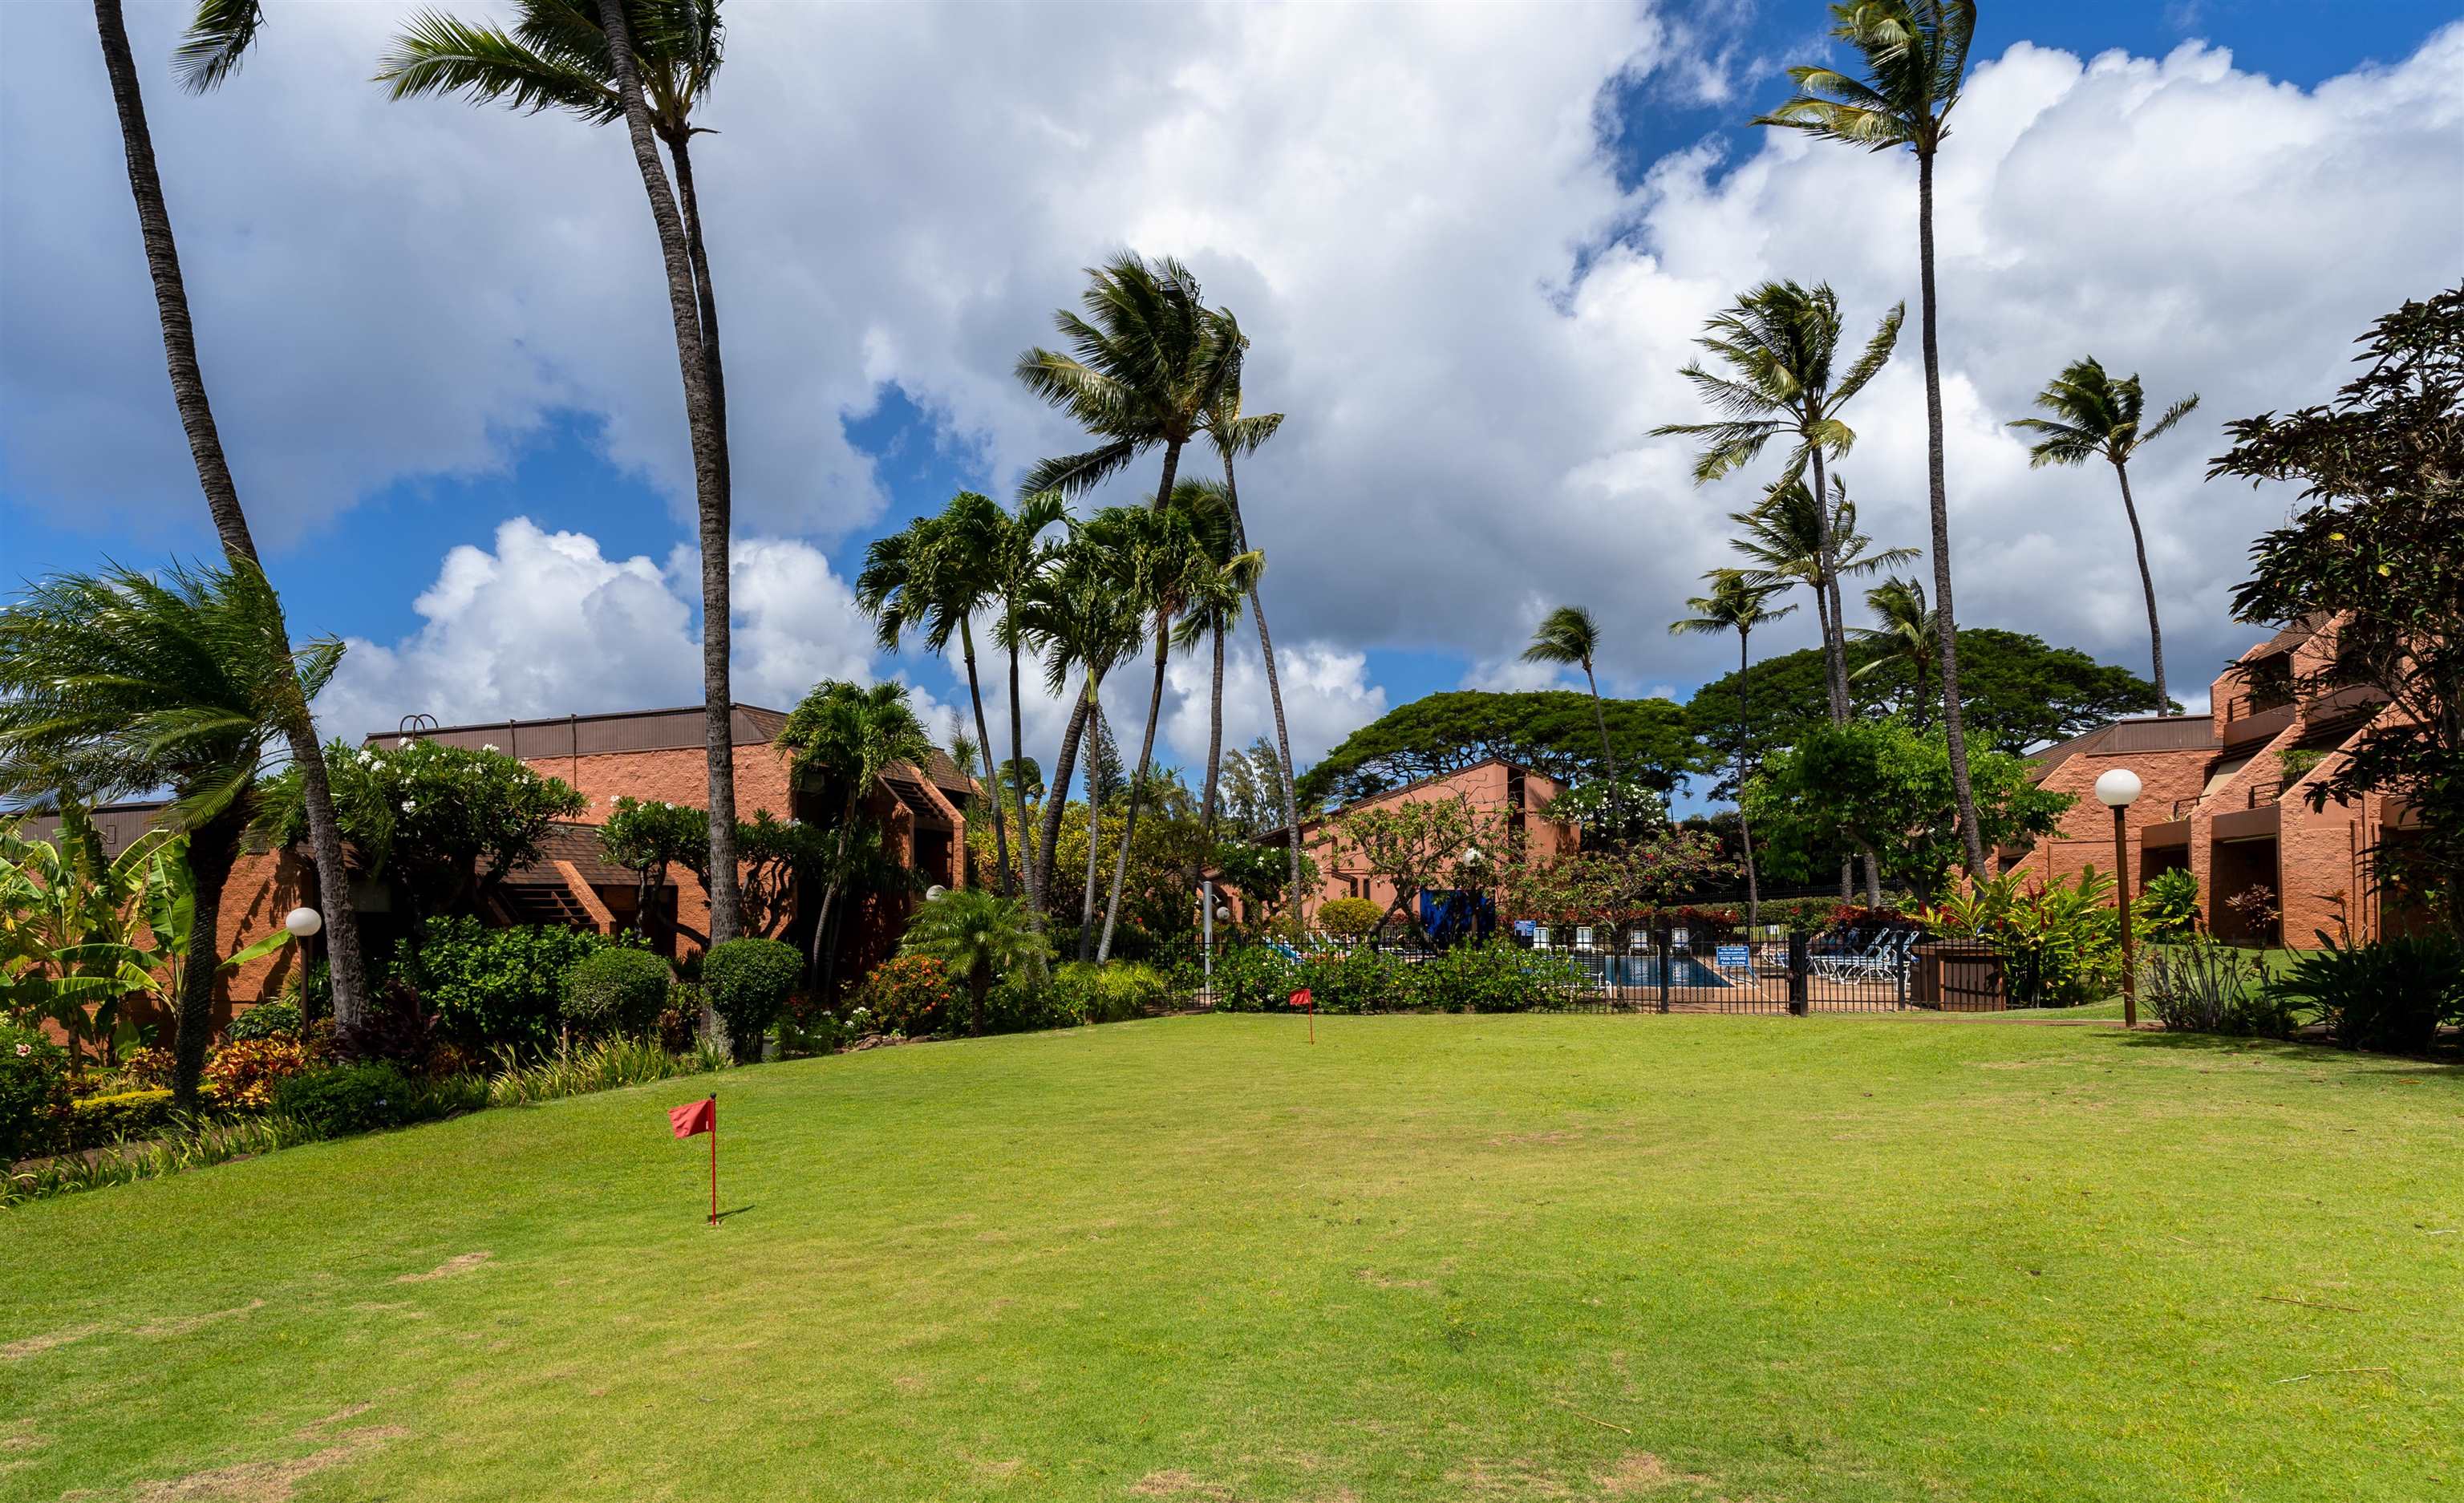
<box><xmin>174</xmin><ymin>0</ymin><xmax>264</xmax><ymax>94</ymax></box>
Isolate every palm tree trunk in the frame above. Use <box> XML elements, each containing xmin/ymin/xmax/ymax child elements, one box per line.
<box><xmin>2112</xmin><ymin>459</ymin><xmax>2168</xmax><ymax>711</ymax></box>
<box><xmin>1858</xmin><ymin>841</ymin><xmax>1882</xmax><ymax>908</ymax></box>
<box><xmin>91</xmin><ymin>0</ymin><xmax>371</xmax><ymax>1033</ymax></box>
<box><xmin>1006</xmin><ymin>621</ymin><xmax>1044</xmax><ymax>935</ymax></box>
<box><xmin>1201</xmin><ymin>626</ymin><xmax>1226</xmax><ymax>838</ymax></box>
<box><xmin>1918</xmin><ymin>147</ymin><xmax>1988</xmax><ymax>877</ymax></box>
<box><xmin>1735</xmin><ymin>630</ymin><xmax>1759</xmax><ymax>930</ymax></box>
<box><xmin>957</xmin><ymin>618</ymin><xmax>1011</xmax><ymax>893</ymax></box>
<box><xmin>597</xmin><ymin>0</ymin><xmax>740</xmax><ymax>938</ymax></box>
<box><xmin>172</xmin><ymin>810</ymin><xmax>243</xmax><ymax>1112</ymax></box>
<box><xmin>1039</xmin><ymin>689</ymin><xmax>1091</xmax><ymax>913</ymax></box>
<box><xmin>1218</xmin><ymin>448</ymin><xmax>1305</xmax><ymax>929</ymax></box>
<box><xmin>1097</xmin><ymin>629</ymin><xmax>1171</xmax><ymax>962</ymax></box>
<box><xmin>1805</xmin><ymin>446</ymin><xmax>1850</xmax><ymax>723</ymax></box>
<box><xmin>1078</xmin><ymin>687</ymin><xmax>1108</xmax><ymax>962</ymax></box>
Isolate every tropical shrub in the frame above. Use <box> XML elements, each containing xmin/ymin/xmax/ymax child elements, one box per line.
<box><xmin>1922</xmin><ymin>871</ymin><xmax>2122</xmax><ymax>1007</ymax></box>
<box><xmin>899</xmin><ymin>890</ymin><xmax>1046</xmax><ymax>1036</ymax></box>
<box><xmin>1214</xmin><ymin>942</ymin><xmax>1299</xmax><ymax>1012</ymax></box>
<box><xmin>561</xmin><ymin>949</ymin><xmax>674</xmax><ymax>1038</ymax></box>
<box><xmin>395</xmin><ymin>918</ymin><xmax>607</xmax><ymax>1049</ymax></box>
<box><xmin>338</xmin><ymin>980</ymin><xmax>448</xmax><ymax>1076</ymax></box>
<box><xmin>484</xmin><ymin>1035</ymin><xmax>728</xmax><ymax>1108</ymax></box>
<box><xmin>2142</xmin><ymin>940</ymin><xmax>2296</xmax><ymax>1038</ymax></box>
<box><xmin>655</xmin><ymin>984</ymin><xmax>707</xmax><ymax>1054</ymax></box>
<box><xmin>59</xmin><ymin>1088</ymin><xmax>179</xmax><ymax>1152</ymax></box>
<box><xmin>852</xmin><ymin>955</ymin><xmax>960</xmax><ymax>1038</ymax></box>
<box><xmin>201</xmin><ymin>1037</ymin><xmax>316</xmax><ymax>1109</ymax></box>
<box><xmin>0</xmin><ymin>1023</ymin><xmax>71</xmax><ymax>1161</ymax></box>
<box><xmin>1048</xmin><ymin>961</ymin><xmax>1173</xmax><ymax>1025</ymax></box>
<box><xmin>703</xmin><ymin>938</ymin><xmax>803</xmax><ymax>1061</ymax></box>
<box><xmin>270</xmin><ymin>1061</ymin><xmax>423</xmax><ymax>1137</ymax></box>
<box><xmin>2138</xmin><ymin>869</ymin><xmax>2202</xmax><ymax>943</ymax></box>
<box><xmin>1315</xmin><ymin>897</ymin><xmax>1385</xmax><ymax>940</ymax></box>
<box><xmin>226</xmin><ymin>999</ymin><xmax>302</xmax><ymax>1042</ymax></box>
<box><xmin>2270</xmin><ymin>933</ymin><xmax>2464</xmax><ymax>1053</ymax></box>
<box><xmin>116</xmin><ymin>1045</ymin><xmax>175</xmax><ymax>1090</ymax></box>
<box><xmin>1392</xmin><ymin>942</ymin><xmax>1583</xmax><ymax>1013</ymax></box>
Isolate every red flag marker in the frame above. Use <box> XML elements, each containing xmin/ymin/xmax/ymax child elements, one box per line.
<box><xmin>1289</xmin><ymin>986</ymin><xmax>1314</xmax><ymax>1044</ymax></box>
<box><xmin>670</xmin><ymin>1094</ymin><xmax>718</xmax><ymax>1225</ymax></box>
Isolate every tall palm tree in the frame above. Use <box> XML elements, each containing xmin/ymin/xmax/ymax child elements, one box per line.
<box><xmin>1757</xmin><ymin>0</ymin><xmax>1985</xmax><ymax>874</ymax></box>
<box><xmin>1169</xmin><ymin>483</ymin><xmax>1266</xmax><ymax>842</ymax></box>
<box><xmin>2008</xmin><ymin>358</ymin><xmax>2199</xmax><ymax>711</ymax></box>
<box><xmin>900</xmin><ymin>888</ymin><xmax>1042</xmax><ymax>1039</ymax></box>
<box><xmin>1650</xmin><ymin>280</ymin><xmax>1902</xmax><ymax>723</ymax></box>
<box><xmin>1668</xmin><ymin>573</ymin><xmax>1797</xmax><ymax>928</ymax></box>
<box><xmin>774</xmin><ymin>680</ymin><xmax>932</xmax><ymax>986</ymax></box>
<box><xmin>1520</xmin><ymin>606</ymin><xmax>1623</xmax><ymax>804</ymax></box>
<box><xmin>0</xmin><ymin>559</ymin><xmax>343</xmax><ymax>1108</ymax></box>
<box><xmin>82</xmin><ymin>0</ymin><xmax>371</xmax><ymax>1031</ymax></box>
<box><xmin>379</xmin><ymin>0</ymin><xmax>745</xmax><ymax>934</ymax></box>
<box><xmin>858</xmin><ymin>495</ymin><xmax>1013</xmax><ymax>895</ymax></box>
<box><xmin>1017</xmin><ymin>529</ymin><xmax>1143</xmax><ymax>958</ymax></box>
<box><xmin>1728</xmin><ymin>474</ymin><xmax>1917</xmax><ymax>691</ymax></box>
<box><xmin>1198</xmin><ymin>309</ymin><xmax>1306</xmax><ymax>922</ymax></box>
<box><xmin>1850</xmin><ymin>575</ymin><xmax>1939</xmax><ymax>723</ymax></box>
<box><xmin>986</xmin><ymin>490</ymin><xmax>1069</xmax><ymax>932</ymax></box>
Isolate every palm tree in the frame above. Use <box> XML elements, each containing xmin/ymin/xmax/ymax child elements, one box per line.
<box><xmin>1520</xmin><ymin>606</ymin><xmax>1623</xmax><ymax>808</ymax></box>
<box><xmin>986</xmin><ymin>490</ymin><xmax>1069</xmax><ymax>931</ymax></box>
<box><xmin>1757</xmin><ymin>0</ymin><xmax>1985</xmax><ymax>873</ymax></box>
<box><xmin>2008</xmin><ymin>359</ymin><xmax>2199</xmax><ymax>711</ymax></box>
<box><xmin>900</xmin><ymin>888</ymin><xmax>1043</xmax><ymax>1038</ymax></box>
<box><xmin>773</xmin><ymin>680</ymin><xmax>933</xmax><ymax>986</ymax></box>
<box><xmin>1850</xmin><ymin>575</ymin><xmax>1939</xmax><ymax>723</ymax></box>
<box><xmin>81</xmin><ymin>0</ymin><xmax>371</xmax><ymax>1031</ymax></box>
<box><xmin>1167</xmin><ymin>480</ymin><xmax>1265</xmax><ymax>844</ymax></box>
<box><xmin>0</xmin><ymin>559</ymin><xmax>342</xmax><ymax>1108</ymax></box>
<box><xmin>1668</xmin><ymin>573</ymin><xmax>1797</xmax><ymax>928</ymax></box>
<box><xmin>1728</xmin><ymin>474</ymin><xmax>1917</xmax><ymax>689</ymax></box>
<box><xmin>858</xmin><ymin>496</ymin><xmax>1014</xmax><ymax>895</ymax></box>
<box><xmin>379</xmin><ymin>0</ymin><xmax>745</xmax><ymax>934</ymax></box>
<box><xmin>1650</xmin><ymin>280</ymin><xmax>1902</xmax><ymax>723</ymax></box>
<box><xmin>1016</xmin><ymin>531</ymin><xmax>1143</xmax><ymax>958</ymax></box>
<box><xmin>1198</xmin><ymin>309</ymin><xmax>1306</xmax><ymax>923</ymax></box>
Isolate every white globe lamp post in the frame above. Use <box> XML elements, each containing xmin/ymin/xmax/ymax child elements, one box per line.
<box><xmin>2093</xmin><ymin>768</ymin><xmax>2143</xmax><ymax>1027</ymax></box>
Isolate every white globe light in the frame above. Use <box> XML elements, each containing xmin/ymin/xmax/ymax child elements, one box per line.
<box><xmin>1214</xmin><ymin>905</ymin><xmax>1231</xmax><ymax>922</ymax></box>
<box><xmin>283</xmin><ymin>906</ymin><xmax>323</xmax><ymax>938</ymax></box>
<box><xmin>2093</xmin><ymin>768</ymin><xmax>2144</xmax><ymax>808</ymax></box>
<box><xmin>926</xmin><ymin>885</ymin><xmax>947</xmax><ymax>901</ymax></box>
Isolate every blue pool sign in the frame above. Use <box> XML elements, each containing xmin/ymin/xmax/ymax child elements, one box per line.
<box><xmin>1715</xmin><ymin>944</ymin><xmax>1752</xmax><ymax>969</ymax></box>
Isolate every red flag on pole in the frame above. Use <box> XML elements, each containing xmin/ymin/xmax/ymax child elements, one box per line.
<box><xmin>1289</xmin><ymin>987</ymin><xmax>1314</xmax><ymax>1044</ymax></box>
<box><xmin>669</xmin><ymin>1095</ymin><xmax>718</xmax><ymax>1225</ymax></box>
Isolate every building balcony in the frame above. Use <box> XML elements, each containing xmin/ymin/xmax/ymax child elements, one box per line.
<box><xmin>2221</xmin><ymin>701</ymin><xmax>2297</xmax><ymax>750</ymax></box>
<box><xmin>2211</xmin><ymin>803</ymin><xmax>2281</xmax><ymax>843</ymax></box>
<box><xmin>2141</xmin><ymin>816</ymin><xmax>2191</xmax><ymax>849</ymax></box>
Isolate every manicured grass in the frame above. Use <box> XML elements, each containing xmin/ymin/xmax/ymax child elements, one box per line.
<box><xmin>6</xmin><ymin>1014</ymin><xmax>2457</xmax><ymax>1501</ymax></box>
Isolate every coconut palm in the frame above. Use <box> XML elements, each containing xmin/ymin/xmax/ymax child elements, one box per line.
<box><xmin>900</xmin><ymin>888</ymin><xmax>1044</xmax><ymax>1038</ymax></box>
<box><xmin>379</xmin><ymin>0</ymin><xmax>745</xmax><ymax>933</ymax></box>
<box><xmin>774</xmin><ymin>680</ymin><xmax>934</xmax><ymax>985</ymax></box>
<box><xmin>1668</xmin><ymin>573</ymin><xmax>1797</xmax><ymax>928</ymax></box>
<box><xmin>1015</xmin><ymin>253</ymin><xmax>1234</xmax><ymax>508</ymax></box>
<box><xmin>2008</xmin><ymin>359</ymin><xmax>2199</xmax><ymax>711</ymax></box>
<box><xmin>1521</xmin><ymin>606</ymin><xmax>1623</xmax><ymax>800</ymax></box>
<box><xmin>1198</xmin><ymin>308</ymin><xmax>1306</xmax><ymax>922</ymax></box>
<box><xmin>0</xmin><ymin>560</ymin><xmax>342</xmax><ymax>1108</ymax></box>
<box><xmin>1850</xmin><ymin>575</ymin><xmax>1939</xmax><ymax>723</ymax></box>
<box><xmin>79</xmin><ymin>0</ymin><xmax>372</xmax><ymax>1031</ymax></box>
<box><xmin>1757</xmin><ymin>0</ymin><xmax>1984</xmax><ymax>873</ymax></box>
<box><xmin>986</xmin><ymin>490</ymin><xmax>1069</xmax><ymax>930</ymax></box>
<box><xmin>1016</xmin><ymin>530</ymin><xmax>1145</xmax><ymax>958</ymax></box>
<box><xmin>858</xmin><ymin>495</ymin><xmax>1014</xmax><ymax>895</ymax></box>
<box><xmin>1650</xmin><ymin>281</ymin><xmax>1902</xmax><ymax>723</ymax></box>
<box><xmin>1728</xmin><ymin>475</ymin><xmax>1917</xmax><ymax>696</ymax></box>
<box><xmin>1165</xmin><ymin>478</ymin><xmax>1266</xmax><ymax>844</ymax></box>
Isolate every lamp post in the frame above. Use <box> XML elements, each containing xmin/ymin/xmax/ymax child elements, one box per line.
<box><xmin>2093</xmin><ymin>768</ymin><xmax>2143</xmax><ymax>1028</ymax></box>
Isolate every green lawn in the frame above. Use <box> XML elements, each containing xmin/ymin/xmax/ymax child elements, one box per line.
<box><xmin>6</xmin><ymin>1014</ymin><xmax>2457</xmax><ymax>1501</ymax></box>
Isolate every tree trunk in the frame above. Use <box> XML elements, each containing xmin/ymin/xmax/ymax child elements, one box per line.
<box><xmin>1218</xmin><ymin>448</ymin><xmax>1305</xmax><ymax>929</ymax></box>
<box><xmin>958</xmin><ymin>617</ymin><xmax>1011</xmax><ymax>893</ymax></box>
<box><xmin>1736</xmin><ymin>631</ymin><xmax>1760</xmax><ymax>931</ymax></box>
<box><xmin>1097</xmin><ymin>629</ymin><xmax>1172</xmax><ymax>961</ymax></box>
<box><xmin>172</xmin><ymin>810</ymin><xmax>243</xmax><ymax>1112</ymax></box>
<box><xmin>1918</xmin><ymin>148</ymin><xmax>1988</xmax><ymax>877</ymax></box>
<box><xmin>1806</xmin><ymin>445</ymin><xmax>1851</xmax><ymax>723</ymax></box>
<box><xmin>1037</xmin><ymin>690</ymin><xmax>1091</xmax><ymax>914</ymax></box>
<box><xmin>1005</xmin><ymin>619</ymin><xmax>1046</xmax><ymax>978</ymax></box>
<box><xmin>1078</xmin><ymin>688</ymin><xmax>1108</xmax><ymax>962</ymax></box>
<box><xmin>1201</xmin><ymin>626</ymin><xmax>1226</xmax><ymax>840</ymax></box>
<box><xmin>91</xmin><ymin>0</ymin><xmax>370</xmax><ymax>1031</ymax></box>
<box><xmin>598</xmin><ymin>1</ymin><xmax>740</xmax><ymax>938</ymax></box>
<box><xmin>1582</xmin><ymin>662</ymin><xmax>1619</xmax><ymax>834</ymax></box>
<box><xmin>1858</xmin><ymin>842</ymin><xmax>1882</xmax><ymax>909</ymax></box>
<box><xmin>2113</xmin><ymin>459</ymin><xmax>2168</xmax><ymax>712</ymax></box>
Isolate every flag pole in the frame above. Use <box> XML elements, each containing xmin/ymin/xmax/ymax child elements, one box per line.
<box><xmin>707</xmin><ymin>1092</ymin><xmax>719</xmax><ymax>1227</ymax></box>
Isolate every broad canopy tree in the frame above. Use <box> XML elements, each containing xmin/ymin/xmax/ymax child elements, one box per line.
<box><xmin>1298</xmin><ymin>691</ymin><xmax>1704</xmax><ymax>812</ymax></box>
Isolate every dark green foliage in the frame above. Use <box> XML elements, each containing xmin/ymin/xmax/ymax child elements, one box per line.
<box><xmin>336</xmin><ymin>979</ymin><xmax>446</xmax><ymax>1075</ymax></box>
<box><xmin>395</xmin><ymin>918</ymin><xmax>606</xmax><ymax>1050</ymax></box>
<box><xmin>226</xmin><ymin>999</ymin><xmax>302</xmax><ymax>1042</ymax></box>
<box><xmin>0</xmin><ymin>1022</ymin><xmax>71</xmax><ymax>1161</ymax></box>
<box><xmin>2137</xmin><ymin>869</ymin><xmax>2202</xmax><ymax>943</ymax></box>
<box><xmin>2270</xmin><ymin>933</ymin><xmax>2464</xmax><ymax>1053</ymax></box>
<box><xmin>850</xmin><ymin>955</ymin><xmax>961</xmax><ymax>1038</ymax></box>
<box><xmin>1297</xmin><ymin>691</ymin><xmax>1704</xmax><ymax>810</ymax></box>
<box><xmin>270</xmin><ymin>1062</ymin><xmax>422</xmax><ymax>1137</ymax></box>
<box><xmin>2142</xmin><ymin>940</ymin><xmax>2297</xmax><ymax>1038</ymax></box>
<box><xmin>561</xmin><ymin>949</ymin><xmax>674</xmax><ymax>1038</ymax></box>
<box><xmin>703</xmin><ymin>938</ymin><xmax>803</xmax><ymax>1061</ymax></box>
<box><xmin>1211</xmin><ymin>942</ymin><xmax>1583</xmax><ymax>1015</ymax></box>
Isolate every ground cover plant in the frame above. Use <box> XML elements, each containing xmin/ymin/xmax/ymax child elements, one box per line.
<box><xmin>5</xmin><ymin>1012</ymin><xmax>2453</xmax><ymax>1501</ymax></box>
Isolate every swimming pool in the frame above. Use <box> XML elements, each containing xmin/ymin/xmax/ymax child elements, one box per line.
<box><xmin>1565</xmin><ymin>954</ymin><xmax>1736</xmax><ymax>990</ymax></box>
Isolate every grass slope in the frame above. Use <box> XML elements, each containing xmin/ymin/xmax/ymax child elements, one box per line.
<box><xmin>5</xmin><ymin>1015</ymin><xmax>2457</xmax><ymax>1501</ymax></box>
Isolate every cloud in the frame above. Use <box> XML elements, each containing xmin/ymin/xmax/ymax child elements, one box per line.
<box><xmin>8</xmin><ymin>3</ymin><xmax>2461</xmax><ymax>751</ymax></box>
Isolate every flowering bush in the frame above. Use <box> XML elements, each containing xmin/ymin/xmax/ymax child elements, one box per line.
<box><xmin>853</xmin><ymin>955</ymin><xmax>962</xmax><ymax>1038</ymax></box>
<box><xmin>1</xmin><ymin>1022</ymin><xmax>71</xmax><ymax>1161</ymax></box>
<box><xmin>117</xmin><ymin>1045</ymin><xmax>176</xmax><ymax>1090</ymax></box>
<box><xmin>203</xmin><ymin>1037</ymin><xmax>317</xmax><ymax>1110</ymax></box>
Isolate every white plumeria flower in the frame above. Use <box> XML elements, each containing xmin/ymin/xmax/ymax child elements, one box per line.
<box><xmin>401</xmin><ymin>800</ymin><xmax>419</xmax><ymax>812</ymax></box>
<box><xmin>481</xmin><ymin>743</ymin><xmax>498</xmax><ymax>753</ymax></box>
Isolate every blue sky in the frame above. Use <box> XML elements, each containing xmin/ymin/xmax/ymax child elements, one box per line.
<box><xmin>4</xmin><ymin>0</ymin><xmax>2460</xmax><ymax>796</ymax></box>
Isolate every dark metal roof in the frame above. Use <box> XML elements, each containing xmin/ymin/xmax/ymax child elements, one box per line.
<box><xmin>6</xmin><ymin>800</ymin><xmax>172</xmax><ymax>861</ymax></box>
<box><xmin>2029</xmin><ymin>715</ymin><xmax>2219</xmax><ymax>768</ymax></box>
